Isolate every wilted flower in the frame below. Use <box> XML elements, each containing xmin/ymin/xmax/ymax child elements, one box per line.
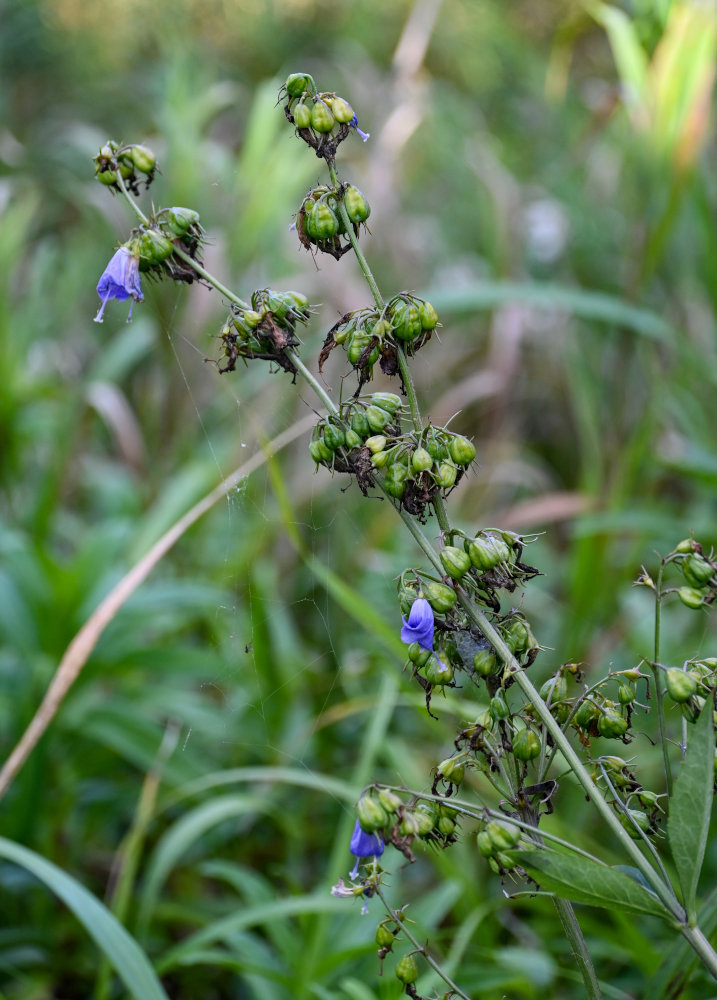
<box><xmin>350</xmin><ymin>113</ymin><xmax>370</xmax><ymax>142</ymax></box>
<box><xmin>94</xmin><ymin>246</ymin><xmax>144</xmax><ymax>323</ymax></box>
<box><xmin>350</xmin><ymin>819</ymin><xmax>384</xmax><ymax>878</ymax></box>
<box><xmin>401</xmin><ymin>598</ymin><xmax>434</xmax><ymax>650</ymax></box>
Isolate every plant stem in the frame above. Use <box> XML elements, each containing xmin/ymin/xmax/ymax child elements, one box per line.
<box><xmin>327</xmin><ymin>160</ymin><xmax>383</xmax><ymax>310</ymax></box>
<box><xmin>653</xmin><ymin>560</ymin><xmax>673</xmax><ymax>794</ymax></box>
<box><xmin>553</xmin><ymin>897</ymin><xmax>603</xmax><ymax>1000</ymax></box>
<box><xmin>374</xmin><ymin>884</ymin><xmax>472</xmax><ymax>1000</ymax></box>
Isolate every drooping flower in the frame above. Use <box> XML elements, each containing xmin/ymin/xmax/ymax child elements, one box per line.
<box><xmin>349</xmin><ymin>113</ymin><xmax>370</xmax><ymax>142</ymax></box>
<box><xmin>94</xmin><ymin>246</ymin><xmax>144</xmax><ymax>323</ymax></box>
<box><xmin>349</xmin><ymin>819</ymin><xmax>384</xmax><ymax>878</ymax></box>
<box><xmin>400</xmin><ymin>597</ymin><xmax>434</xmax><ymax>650</ymax></box>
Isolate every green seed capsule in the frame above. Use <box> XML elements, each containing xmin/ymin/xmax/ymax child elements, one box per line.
<box><xmin>448</xmin><ymin>435</ymin><xmax>477</xmax><ymax>466</ymax></box>
<box><xmin>597</xmin><ymin>710</ymin><xmax>628</xmax><ymax>739</ymax></box>
<box><xmin>306</xmin><ymin>201</ymin><xmax>339</xmax><ymax>240</ymax></box>
<box><xmin>436</xmin><ymin>462</ymin><xmax>458</xmax><ymax>489</ymax></box>
<box><xmin>440</xmin><ymin>545</ymin><xmax>472</xmax><ymax>580</ymax></box>
<box><xmin>365</xmin><ymin>435</ymin><xmax>387</xmax><ymax>454</ymax></box>
<box><xmin>370</xmin><ymin>392</ymin><xmax>402</xmax><ymax>414</ymax></box>
<box><xmin>292</xmin><ymin>102</ymin><xmax>312</xmax><ymax>128</ymax></box>
<box><xmin>414</xmin><ymin>804</ymin><xmax>436</xmax><ymax>835</ymax></box>
<box><xmin>391</xmin><ymin>301</ymin><xmax>422</xmax><ymax>342</ymax></box>
<box><xmin>331</xmin><ymin>96</ymin><xmax>355</xmax><ymax>123</ymax></box>
<box><xmin>395</xmin><ymin>954</ymin><xmax>419</xmax><ymax>985</ymax></box>
<box><xmin>378</xmin><ymin>789</ymin><xmax>402</xmax><ymax>814</ymax></box>
<box><xmin>490</xmin><ymin>690</ymin><xmax>510</xmax><ymax>721</ymax></box>
<box><xmin>574</xmin><ymin>698</ymin><xmax>600</xmax><ymax>728</ymax></box>
<box><xmin>477</xmin><ymin>830</ymin><xmax>495</xmax><ymax>857</ymax></box>
<box><xmin>423</xmin><ymin>581</ymin><xmax>457</xmax><ymax>613</ymax></box>
<box><xmin>472</xmin><ymin>649</ymin><xmax>498</xmax><ymax>676</ymax></box>
<box><xmin>512</xmin><ymin>728</ymin><xmax>541</xmax><ymax>761</ymax></box>
<box><xmin>617</xmin><ymin>682</ymin><xmax>636</xmax><ymax>705</ymax></box>
<box><xmin>486</xmin><ymin>820</ymin><xmax>521</xmax><ymax>851</ymax></box>
<box><xmin>366</xmin><ymin>405</ymin><xmax>392</xmax><ymax>433</ymax></box>
<box><xmin>309</xmin><ymin>440</ymin><xmax>325</xmax><ymax>464</ymax></box>
<box><xmin>285</xmin><ymin>72</ymin><xmax>315</xmax><ymax>97</ymax></box>
<box><xmin>343</xmin><ymin>184</ymin><xmax>371</xmax><ymax>223</ymax></box>
<box><xmin>356</xmin><ymin>795</ymin><xmax>388</xmax><ymax>832</ymax></box>
<box><xmin>351</xmin><ymin>411</ymin><xmax>370</xmax><ymax>438</ymax></box>
<box><xmin>96</xmin><ymin>168</ymin><xmax>118</xmax><ymax>185</ymax></box>
<box><xmin>437</xmin><ymin>815</ymin><xmax>456</xmax><ymax>835</ymax></box>
<box><xmin>138</xmin><ymin>230</ymin><xmax>174</xmax><ymax>268</ymax></box>
<box><xmin>343</xmin><ymin>428</ymin><xmax>362</xmax><ymax>449</ymax></box>
<box><xmin>129</xmin><ymin>144</ymin><xmax>157</xmax><ymax>174</ymax></box>
<box><xmin>418</xmin><ymin>301</ymin><xmax>439</xmax><ymax>330</ymax></box>
<box><xmin>322</xmin><ymin>423</ymin><xmax>345</xmax><ymax>451</ymax></box>
<box><xmin>371</xmin><ymin>450</ymin><xmax>390</xmax><ymax>468</ymax></box>
<box><xmin>678</xmin><ymin>586</ymin><xmax>706</xmax><ymax>609</ymax></box>
<box><xmin>437</xmin><ymin>756</ymin><xmax>465</xmax><ymax>783</ymax></box>
<box><xmin>311</xmin><ymin>99</ymin><xmax>335</xmax><ymax>133</ymax></box>
<box><xmin>376</xmin><ymin>924</ymin><xmax>395</xmax><ymax>949</ymax></box>
<box><xmin>164</xmin><ymin>206</ymin><xmax>200</xmax><ymax>236</ymax></box>
<box><xmin>384</xmin><ymin>463</ymin><xmax>408</xmax><ymax>499</ymax></box>
<box><xmin>665</xmin><ymin>667</ymin><xmax>697</xmax><ymax>703</ymax></box>
<box><xmin>424</xmin><ymin>656</ymin><xmax>454</xmax><ymax>685</ymax></box>
<box><xmin>683</xmin><ymin>554</ymin><xmax>714</xmax><ymax>587</ymax></box>
<box><xmin>539</xmin><ymin>675</ymin><xmax>567</xmax><ymax>703</ymax></box>
<box><xmin>411</xmin><ymin>447</ymin><xmax>433</xmax><ymax>472</ymax></box>
<box><xmin>619</xmin><ymin>809</ymin><xmax>651</xmax><ymax>839</ymax></box>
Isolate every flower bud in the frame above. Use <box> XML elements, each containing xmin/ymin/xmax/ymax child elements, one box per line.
<box><xmin>512</xmin><ymin>728</ymin><xmax>541</xmax><ymax>761</ymax></box>
<box><xmin>395</xmin><ymin>954</ymin><xmax>419</xmax><ymax>984</ymax></box>
<box><xmin>357</xmin><ymin>795</ymin><xmax>389</xmax><ymax>832</ymax></box>
<box><xmin>678</xmin><ymin>586</ymin><xmax>706</xmax><ymax>609</ymax></box>
<box><xmin>440</xmin><ymin>545</ymin><xmax>472</xmax><ymax>580</ymax></box>
<box><xmin>448</xmin><ymin>435</ymin><xmax>476</xmax><ymax>466</ymax></box>
<box><xmin>665</xmin><ymin>668</ymin><xmax>697</xmax><ymax>703</ymax></box>
<box><xmin>423</xmin><ymin>582</ymin><xmax>457</xmax><ymax>613</ymax></box>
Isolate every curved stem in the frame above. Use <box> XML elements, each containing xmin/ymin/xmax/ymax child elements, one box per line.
<box><xmin>374</xmin><ymin>884</ymin><xmax>472</xmax><ymax>1000</ymax></box>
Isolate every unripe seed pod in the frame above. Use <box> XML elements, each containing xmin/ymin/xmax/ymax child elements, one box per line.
<box><xmin>365</xmin><ymin>435</ymin><xmax>387</xmax><ymax>454</ymax></box>
<box><xmin>683</xmin><ymin>554</ymin><xmax>714</xmax><ymax>587</ymax></box>
<box><xmin>407</xmin><ymin>642</ymin><xmax>432</xmax><ymax>668</ymax></box>
<box><xmin>486</xmin><ymin>820</ymin><xmax>521</xmax><ymax>851</ymax></box>
<box><xmin>465</xmin><ymin>535</ymin><xmax>508</xmax><ymax>570</ymax></box>
<box><xmin>437</xmin><ymin>756</ymin><xmax>465</xmax><ymax>784</ymax></box>
<box><xmin>419</xmin><ymin>301</ymin><xmax>439</xmax><ymax>330</ymax></box>
<box><xmin>371</xmin><ymin>450</ymin><xmax>390</xmax><ymax>469</ymax></box>
<box><xmin>425</xmin><ymin>434</ymin><xmax>448</xmax><ymax>461</ymax></box>
<box><xmin>395</xmin><ymin>954</ymin><xmax>419</xmax><ymax>984</ymax></box>
<box><xmin>164</xmin><ymin>206</ymin><xmax>201</xmax><ymax>236</ymax></box>
<box><xmin>384</xmin><ymin>463</ymin><xmax>408</xmax><ymax>499</ymax></box>
<box><xmin>377</xmin><ymin>789</ymin><xmax>402</xmax><ymax>814</ymax></box>
<box><xmin>675</xmin><ymin>538</ymin><xmax>695</xmax><ymax>554</ymax></box>
<box><xmin>129</xmin><ymin>144</ymin><xmax>157</xmax><ymax>174</ymax></box>
<box><xmin>505</xmin><ymin>619</ymin><xmax>531</xmax><ymax>654</ymax></box>
<box><xmin>436</xmin><ymin>462</ymin><xmax>458</xmax><ymax>489</ymax></box>
<box><xmin>539</xmin><ymin>675</ymin><xmax>567</xmax><ymax>703</ymax></box>
<box><xmin>437</xmin><ymin>815</ymin><xmax>456</xmax><ymax>836</ymax></box>
<box><xmin>398</xmin><ymin>811</ymin><xmax>420</xmax><ymax>836</ymax></box>
<box><xmin>351</xmin><ymin>411</ymin><xmax>370</xmax><ymax>438</ymax></box>
<box><xmin>412</xmin><ymin>447</ymin><xmax>433</xmax><ymax>473</ymax></box>
<box><xmin>490</xmin><ymin>690</ymin><xmax>510</xmax><ymax>721</ymax></box>
<box><xmin>512</xmin><ymin>728</ymin><xmax>541</xmax><ymax>761</ymax></box>
<box><xmin>343</xmin><ymin>184</ymin><xmax>371</xmax><ymax>223</ymax></box>
<box><xmin>391</xmin><ymin>302</ymin><xmax>422</xmax><ymax>342</ymax></box>
<box><xmin>357</xmin><ymin>795</ymin><xmax>389</xmax><ymax>832</ymax></box>
<box><xmin>331</xmin><ymin>96</ymin><xmax>355</xmax><ymax>123</ymax></box>
<box><xmin>97</xmin><ymin>169</ymin><xmax>118</xmax><ymax>185</ymax></box>
<box><xmin>448</xmin><ymin>435</ymin><xmax>477</xmax><ymax>466</ymax></box>
<box><xmin>574</xmin><ymin>698</ymin><xmax>600</xmax><ymax>728</ymax></box>
<box><xmin>473</xmin><ymin>649</ymin><xmax>498</xmax><ymax>677</ymax></box>
<box><xmin>477</xmin><ymin>830</ymin><xmax>495</xmax><ymax>857</ymax></box>
<box><xmin>139</xmin><ymin>230</ymin><xmax>174</xmax><ymax>268</ymax></box>
<box><xmin>678</xmin><ymin>586</ymin><xmax>706</xmax><ymax>609</ymax></box>
<box><xmin>617</xmin><ymin>682</ymin><xmax>636</xmax><ymax>705</ymax></box>
<box><xmin>285</xmin><ymin>72</ymin><xmax>314</xmax><ymax>97</ymax></box>
<box><xmin>243</xmin><ymin>310</ymin><xmax>262</xmax><ymax>328</ymax></box>
<box><xmin>370</xmin><ymin>392</ymin><xmax>402</xmax><ymax>414</ymax></box>
<box><xmin>440</xmin><ymin>545</ymin><xmax>472</xmax><ymax>580</ymax></box>
<box><xmin>376</xmin><ymin>924</ymin><xmax>395</xmax><ymax>948</ymax></box>
<box><xmin>423</xmin><ymin>581</ymin><xmax>457</xmax><ymax>613</ymax></box>
<box><xmin>665</xmin><ymin>668</ymin><xmax>697</xmax><ymax>703</ymax></box>
<box><xmin>619</xmin><ymin>809</ymin><xmax>651</xmax><ymax>838</ymax></box>
<box><xmin>344</xmin><ymin>428</ymin><xmax>362</xmax><ymax>449</ymax></box>
<box><xmin>365</xmin><ymin>405</ymin><xmax>392</xmax><ymax>433</ymax></box>
<box><xmin>597</xmin><ymin>709</ymin><xmax>628</xmax><ymax>739</ymax></box>
<box><xmin>309</xmin><ymin>440</ymin><xmax>325</xmax><ymax>464</ymax></box>
<box><xmin>292</xmin><ymin>102</ymin><xmax>312</xmax><ymax>128</ymax></box>
<box><xmin>423</xmin><ymin>656</ymin><xmax>454</xmax><ymax>686</ymax></box>
<box><xmin>311</xmin><ymin>99</ymin><xmax>335</xmax><ymax>133</ymax></box>
<box><xmin>322</xmin><ymin>423</ymin><xmax>345</xmax><ymax>451</ymax></box>
<box><xmin>306</xmin><ymin>201</ymin><xmax>339</xmax><ymax>240</ymax></box>
<box><xmin>414</xmin><ymin>804</ymin><xmax>436</xmax><ymax>835</ymax></box>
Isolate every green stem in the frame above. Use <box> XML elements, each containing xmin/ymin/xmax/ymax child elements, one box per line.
<box><xmin>327</xmin><ymin>160</ymin><xmax>383</xmax><ymax>309</ymax></box>
<box><xmin>682</xmin><ymin>925</ymin><xmax>717</xmax><ymax>981</ymax></box>
<box><xmin>286</xmin><ymin>349</ymin><xmax>340</xmax><ymax>417</ymax></box>
<box><xmin>553</xmin><ymin>897</ymin><xmax>603</xmax><ymax>1000</ymax></box>
<box><xmin>653</xmin><ymin>560</ymin><xmax>673</xmax><ymax>795</ymax></box>
<box><xmin>374</xmin><ymin>884</ymin><xmax>472</xmax><ymax>1000</ymax></box>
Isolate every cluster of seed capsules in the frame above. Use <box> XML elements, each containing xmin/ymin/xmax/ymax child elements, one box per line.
<box><xmin>218</xmin><ymin>288</ymin><xmax>312</xmax><ymax>374</ymax></box>
<box><xmin>280</xmin><ymin>72</ymin><xmax>365</xmax><ymax>150</ymax></box>
<box><xmin>120</xmin><ymin>207</ymin><xmax>205</xmax><ymax>284</ymax></box>
<box><xmin>673</xmin><ymin>538</ymin><xmax>717</xmax><ymax>609</ymax></box>
<box><xmin>357</xmin><ymin>788</ymin><xmax>460</xmax><ymax>866</ymax></box>
<box><xmin>93</xmin><ymin>140</ymin><xmax>158</xmax><ymax>195</ymax></box>
<box><xmin>310</xmin><ymin>392</ymin><xmax>478</xmax><ymax>514</ymax></box>
<box><xmin>297</xmin><ymin>183</ymin><xmax>371</xmax><ymax>259</ymax></box>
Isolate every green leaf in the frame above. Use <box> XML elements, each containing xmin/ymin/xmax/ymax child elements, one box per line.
<box><xmin>0</xmin><ymin>836</ymin><xmax>169</xmax><ymax>1000</ymax></box>
<box><xmin>667</xmin><ymin>700</ymin><xmax>715</xmax><ymax>918</ymax></box>
<box><xmin>513</xmin><ymin>849</ymin><xmax>668</xmax><ymax>919</ymax></box>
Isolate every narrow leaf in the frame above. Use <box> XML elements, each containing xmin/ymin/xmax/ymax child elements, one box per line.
<box><xmin>0</xmin><ymin>836</ymin><xmax>169</xmax><ymax>1000</ymax></box>
<box><xmin>667</xmin><ymin>700</ymin><xmax>715</xmax><ymax>918</ymax></box>
<box><xmin>513</xmin><ymin>849</ymin><xmax>668</xmax><ymax>919</ymax></box>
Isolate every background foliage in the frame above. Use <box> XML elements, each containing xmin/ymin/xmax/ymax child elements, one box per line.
<box><xmin>1</xmin><ymin>0</ymin><xmax>717</xmax><ymax>997</ymax></box>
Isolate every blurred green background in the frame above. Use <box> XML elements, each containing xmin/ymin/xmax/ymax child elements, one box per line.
<box><xmin>2</xmin><ymin>0</ymin><xmax>717</xmax><ymax>996</ymax></box>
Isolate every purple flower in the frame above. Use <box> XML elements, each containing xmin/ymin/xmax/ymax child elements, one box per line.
<box><xmin>401</xmin><ymin>598</ymin><xmax>434</xmax><ymax>650</ymax></box>
<box><xmin>94</xmin><ymin>246</ymin><xmax>144</xmax><ymax>323</ymax></box>
<box><xmin>349</xmin><ymin>113</ymin><xmax>370</xmax><ymax>143</ymax></box>
<box><xmin>350</xmin><ymin>820</ymin><xmax>384</xmax><ymax>877</ymax></box>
